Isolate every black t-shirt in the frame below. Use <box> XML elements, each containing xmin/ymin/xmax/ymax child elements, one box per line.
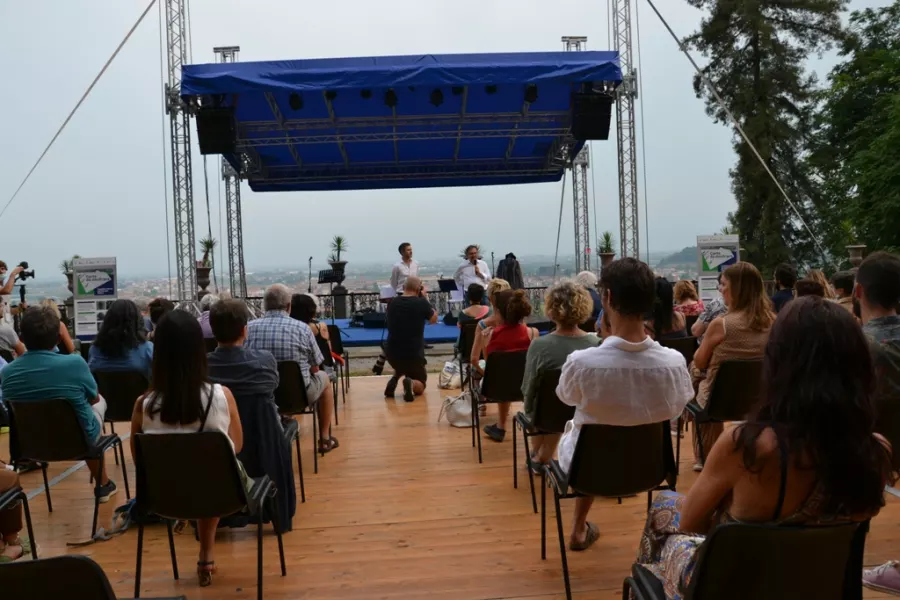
<box><xmin>386</xmin><ymin>295</ymin><xmax>434</xmax><ymax>360</ymax></box>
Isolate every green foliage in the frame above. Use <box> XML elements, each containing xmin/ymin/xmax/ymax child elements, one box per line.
<box><xmin>685</xmin><ymin>0</ymin><xmax>846</xmax><ymax>274</ymax></box>
<box><xmin>199</xmin><ymin>237</ymin><xmax>217</xmax><ymax>267</ymax></box>
<box><xmin>59</xmin><ymin>254</ymin><xmax>81</xmax><ymax>275</ymax></box>
<box><xmin>598</xmin><ymin>231</ymin><xmax>615</xmax><ymax>254</ymax></box>
<box><xmin>808</xmin><ymin>1</ymin><xmax>900</xmax><ymax>260</ymax></box>
<box><xmin>330</xmin><ymin>235</ymin><xmax>348</xmax><ymax>262</ymax></box>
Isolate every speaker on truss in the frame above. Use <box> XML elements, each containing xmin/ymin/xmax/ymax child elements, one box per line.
<box><xmin>571</xmin><ymin>93</ymin><xmax>613</xmax><ymax>141</ymax></box>
<box><xmin>196</xmin><ymin>107</ymin><xmax>236</xmax><ymax>155</ymax></box>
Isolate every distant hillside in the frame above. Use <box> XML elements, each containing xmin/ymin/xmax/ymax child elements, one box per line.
<box><xmin>656</xmin><ymin>246</ymin><xmax>697</xmax><ymax>267</ymax></box>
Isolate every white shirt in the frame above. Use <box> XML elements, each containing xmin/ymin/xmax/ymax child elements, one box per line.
<box><xmin>556</xmin><ymin>335</ymin><xmax>694</xmax><ymax>472</ymax></box>
<box><xmin>390</xmin><ymin>259</ymin><xmax>419</xmax><ymax>293</ymax></box>
<box><xmin>454</xmin><ymin>259</ymin><xmax>491</xmax><ymax>292</ymax></box>
<box><xmin>141</xmin><ymin>383</ymin><xmax>233</xmax><ymax>449</ymax></box>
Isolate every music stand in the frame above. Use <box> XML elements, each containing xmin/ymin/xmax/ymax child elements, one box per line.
<box><xmin>438</xmin><ymin>279</ymin><xmax>459</xmax><ymax>317</ymax></box>
<box><xmin>318</xmin><ymin>269</ymin><xmax>344</xmax><ymax>326</ymax></box>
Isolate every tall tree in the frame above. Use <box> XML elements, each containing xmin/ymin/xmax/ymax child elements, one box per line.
<box><xmin>685</xmin><ymin>0</ymin><xmax>846</xmax><ymax>275</ymax></box>
<box><xmin>808</xmin><ymin>1</ymin><xmax>900</xmax><ymax>259</ymax></box>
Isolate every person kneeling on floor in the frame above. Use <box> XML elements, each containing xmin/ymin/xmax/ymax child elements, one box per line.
<box><xmin>384</xmin><ymin>276</ymin><xmax>438</xmax><ymax>402</ymax></box>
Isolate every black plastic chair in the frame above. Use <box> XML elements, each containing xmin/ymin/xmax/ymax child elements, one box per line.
<box><xmin>475</xmin><ymin>350</ymin><xmax>527</xmax><ymax>464</ymax></box>
<box><xmin>0</xmin><ymin>553</ymin><xmax>185</xmax><ymax>599</ymax></box>
<box><xmin>623</xmin><ymin>520</ymin><xmax>869</xmax><ymax>600</ymax></box>
<box><xmin>273</xmin><ymin>361</ymin><xmax>320</xmax><ymax>475</ymax></box>
<box><xmin>685</xmin><ymin>314</ymin><xmax>699</xmax><ymax>334</ymax></box>
<box><xmin>79</xmin><ymin>341</ymin><xmax>92</xmax><ymax>362</ymax></box>
<box><xmin>542</xmin><ymin>421</ymin><xmax>677</xmax><ymax>600</ymax></box>
<box><xmin>685</xmin><ymin>359</ymin><xmax>763</xmax><ymax>463</ymax></box>
<box><xmin>7</xmin><ymin>398</ymin><xmax>131</xmax><ymax>537</ymax></box>
<box><xmin>513</xmin><ymin>369</ymin><xmax>571</xmax><ymax>513</ymax></box>
<box><xmin>0</xmin><ymin>348</ymin><xmax>14</xmax><ymax>363</ymax></box>
<box><xmin>204</xmin><ymin>337</ymin><xmax>218</xmax><ymax>354</ymax></box>
<box><xmin>327</xmin><ymin>324</ymin><xmax>350</xmax><ymax>395</ymax></box>
<box><xmin>0</xmin><ymin>484</ymin><xmax>37</xmax><ymax>559</ymax></box>
<box><xmin>93</xmin><ymin>370</ymin><xmax>150</xmax><ymax>437</ymax></box>
<box><xmin>660</xmin><ymin>336</ymin><xmax>698</xmax><ymax>367</ymax></box>
<box><xmin>578</xmin><ymin>317</ymin><xmax>597</xmax><ymax>333</ymax></box>
<box><xmin>133</xmin><ymin>432</ymin><xmax>286</xmax><ymax>600</ymax></box>
<box><xmin>456</xmin><ymin>322</ymin><xmax>481</xmax><ymax>450</ymax></box>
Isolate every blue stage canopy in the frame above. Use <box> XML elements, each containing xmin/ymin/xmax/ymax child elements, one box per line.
<box><xmin>181</xmin><ymin>51</ymin><xmax>621</xmax><ymax>192</ymax></box>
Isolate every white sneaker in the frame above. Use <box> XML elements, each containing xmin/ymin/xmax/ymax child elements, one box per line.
<box><xmin>692</xmin><ymin>463</ymin><xmax>703</xmax><ymax>472</ymax></box>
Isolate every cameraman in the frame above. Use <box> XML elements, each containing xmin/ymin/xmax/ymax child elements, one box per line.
<box><xmin>0</xmin><ymin>262</ymin><xmax>24</xmax><ymax>325</ymax></box>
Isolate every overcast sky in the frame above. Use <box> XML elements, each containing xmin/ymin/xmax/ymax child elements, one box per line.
<box><xmin>0</xmin><ymin>0</ymin><xmax>886</xmax><ymax>279</ymax></box>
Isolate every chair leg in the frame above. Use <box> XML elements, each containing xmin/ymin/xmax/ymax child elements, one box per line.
<box><xmin>675</xmin><ymin>415</ymin><xmax>682</xmax><ymax>474</ymax></box>
<box><xmin>474</xmin><ymin>393</ymin><xmax>483</xmax><ymax>464</ymax></box>
<box><xmin>541</xmin><ymin>469</ymin><xmax>547</xmax><ymax>560</ymax></box>
<box><xmin>270</xmin><ymin>495</ymin><xmax>287</xmax><ymax>576</ymax></box>
<box><xmin>91</xmin><ymin>459</ymin><xmax>104</xmax><ymax>537</ymax></box>
<box><xmin>20</xmin><ymin>492</ymin><xmax>37</xmax><ymax>560</ymax></box>
<box><xmin>512</xmin><ymin>419</ymin><xmax>518</xmax><ymax>489</ymax></box>
<box><xmin>696</xmin><ymin>421</ymin><xmax>706</xmax><ymax>464</ymax></box>
<box><xmin>554</xmin><ymin>489</ymin><xmax>572</xmax><ymax>600</ymax></box>
<box><xmin>311</xmin><ymin>410</ymin><xmax>319</xmax><ymax>474</ymax></box>
<box><xmin>134</xmin><ymin>523</ymin><xmax>145</xmax><ymax>597</ymax></box>
<box><xmin>345</xmin><ymin>353</ymin><xmax>351</xmax><ymax>389</ymax></box>
<box><xmin>110</xmin><ymin>423</ymin><xmax>119</xmax><ymax>465</ymax></box>
<box><xmin>166</xmin><ymin>519</ymin><xmax>179</xmax><ymax>580</ymax></box>
<box><xmin>523</xmin><ymin>432</ymin><xmax>537</xmax><ymax>514</ymax></box>
<box><xmin>470</xmin><ymin>382</ymin><xmax>476</xmax><ymax>448</ymax></box>
<box><xmin>647</xmin><ymin>491</ymin><xmax>652</xmax><ymax>513</ymax></box>
<box><xmin>118</xmin><ymin>441</ymin><xmax>131</xmax><ymax>500</ymax></box>
<box><xmin>41</xmin><ymin>462</ymin><xmax>52</xmax><ymax>513</ymax></box>
<box><xmin>257</xmin><ymin>513</ymin><xmax>264</xmax><ymax>600</ymax></box>
<box><xmin>295</xmin><ymin>434</ymin><xmax>305</xmax><ymax>503</ymax></box>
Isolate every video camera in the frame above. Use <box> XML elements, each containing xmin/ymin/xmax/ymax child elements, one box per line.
<box><xmin>15</xmin><ymin>261</ymin><xmax>35</xmax><ymax>282</ymax></box>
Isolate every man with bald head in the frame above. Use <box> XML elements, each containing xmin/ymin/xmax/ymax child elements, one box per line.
<box><xmin>384</xmin><ymin>276</ymin><xmax>438</xmax><ymax>401</ymax></box>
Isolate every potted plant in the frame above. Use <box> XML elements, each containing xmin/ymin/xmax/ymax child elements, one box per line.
<box><xmin>842</xmin><ymin>221</ymin><xmax>866</xmax><ymax>267</ymax></box>
<box><xmin>59</xmin><ymin>254</ymin><xmax>81</xmax><ymax>294</ymax></box>
<box><xmin>197</xmin><ymin>237</ymin><xmax>217</xmax><ymax>298</ymax></box>
<box><xmin>598</xmin><ymin>232</ymin><xmax>616</xmax><ymax>268</ymax></box>
<box><xmin>329</xmin><ymin>235</ymin><xmax>349</xmax><ymax>275</ymax></box>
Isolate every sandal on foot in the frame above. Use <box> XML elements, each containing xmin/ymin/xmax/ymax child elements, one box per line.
<box><xmin>197</xmin><ymin>561</ymin><xmax>217</xmax><ymax>587</ymax></box>
<box><xmin>569</xmin><ymin>522</ymin><xmax>600</xmax><ymax>551</ymax></box>
<box><xmin>319</xmin><ymin>436</ymin><xmax>340</xmax><ymax>454</ymax></box>
<box><xmin>0</xmin><ymin>541</ymin><xmax>24</xmax><ymax>563</ymax></box>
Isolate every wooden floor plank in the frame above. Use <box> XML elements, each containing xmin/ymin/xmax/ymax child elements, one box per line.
<box><xmin>2</xmin><ymin>375</ymin><xmax>897</xmax><ymax>599</ymax></box>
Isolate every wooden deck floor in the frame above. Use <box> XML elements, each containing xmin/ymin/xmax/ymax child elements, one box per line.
<box><xmin>2</xmin><ymin>376</ymin><xmax>899</xmax><ymax>599</ymax></box>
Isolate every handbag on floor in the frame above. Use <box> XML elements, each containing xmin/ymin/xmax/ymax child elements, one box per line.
<box><xmin>438</xmin><ymin>390</ymin><xmax>473</xmax><ymax>428</ymax></box>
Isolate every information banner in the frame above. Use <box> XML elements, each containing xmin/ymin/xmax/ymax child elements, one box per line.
<box><xmin>72</xmin><ymin>257</ymin><xmax>117</xmax><ymax>340</ymax></box>
<box><xmin>696</xmin><ymin>235</ymin><xmax>739</xmax><ymax>302</ymax></box>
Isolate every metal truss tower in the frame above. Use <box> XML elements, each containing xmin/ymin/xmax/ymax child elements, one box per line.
<box><xmin>612</xmin><ymin>0</ymin><xmax>640</xmax><ymax>258</ymax></box>
<box><xmin>562</xmin><ymin>36</ymin><xmax>592</xmax><ymax>273</ymax></box>
<box><xmin>213</xmin><ymin>46</ymin><xmax>248</xmax><ymax>299</ymax></box>
<box><xmin>163</xmin><ymin>0</ymin><xmax>197</xmax><ymax>309</ymax></box>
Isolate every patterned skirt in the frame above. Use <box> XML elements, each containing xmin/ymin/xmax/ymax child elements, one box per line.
<box><xmin>635</xmin><ymin>491</ymin><xmax>706</xmax><ymax>600</ymax></box>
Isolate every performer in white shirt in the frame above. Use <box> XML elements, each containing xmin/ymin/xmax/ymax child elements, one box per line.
<box><xmin>454</xmin><ymin>245</ymin><xmax>491</xmax><ymax>296</ymax></box>
<box><xmin>390</xmin><ymin>243</ymin><xmax>419</xmax><ymax>294</ymax></box>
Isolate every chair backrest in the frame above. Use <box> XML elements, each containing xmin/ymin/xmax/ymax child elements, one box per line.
<box><xmin>578</xmin><ymin>317</ymin><xmax>597</xmax><ymax>333</ymax></box>
<box><xmin>79</xmin><ymin>341</ymin><xmax>92</xmax><ymax>362</ymax></box>
<box><xmin>660</xmin><ymin>336</ymin><xmax>699</xmax><ymax>367</ymax></box>
<box><xmin>531</xmin><ymin>369</ymin><xmax>574</xmax><ymax>433</ymax></box>
<box><xmin>0</xmin><ymin>554</ymin><xmax>118</xmax><ymax>599</ymax></box>
<box><xmin>134</xmin><ymin>431</ymin><xmax>247</xmax><ymax>521</ymax></box>
<box><xmin>706</xmin><ymin>359</ymin><xmax>763</xmax><ymax>421</ymax></box>
<box><xmin>0</xmin><ymin>349</ymin><xmax>15</xmax><ymax>363</ymax></box>
<box><xmin>481</xmin><ymin>350</ymin><xmax>528</xmax><ymax>402</ymax></box>
<box><xmin>326</xmin><ymin>324</ymin><xmax>345</xmax><ymax>355</ymax></box>
<box><xmin>93</xmin><ymin>370</ymin><xmax>150</xmax><ymax>423</ymax></box>
<box><xmin>685</xmin><ymin>314</ymin><xmax>699</xmax><ymax>333</ymax></box>
<box><xmin>567</xmin><ymin>421</ymin><xmax>676</xmax><ymax>496</ymax></box>
<box><xmin>458</xmin><ymin>322</ymin><xmax>479</xmax><ymax>363</ymax></box>
<box><xmin>274</xmin><ymin>361</ymin><xmax>312</xmax><ymax>414</ymax></box>
<box><xmin>686</xmin><ymin>521</ymin><xmax>868</xmax><ymax>600</ymax></box>
<box><xmin>204</xmin><ymin>337</ymin><xmax>218</xmax><ymax>354</ymax></box>
<box><xmin>7</xmin><ymin>399</ymin><xmax>92</xmax><ymax>462</ymax></box>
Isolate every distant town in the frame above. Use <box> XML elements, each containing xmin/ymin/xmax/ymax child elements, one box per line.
<box><xmin>24</xmin><ymin>248</ymin><xmax>702</xmax><ymax>302</ymax></box>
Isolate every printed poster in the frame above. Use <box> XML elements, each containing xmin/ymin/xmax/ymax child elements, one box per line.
<box><xmin>72</xmin><ymin>257</ymin><xmax>117</xmax><ymax>341</ymax></box>
<box><xmin>696</xmin><ymin>235</ymin><xmax>740</xmax><ymax>302</ymax></box>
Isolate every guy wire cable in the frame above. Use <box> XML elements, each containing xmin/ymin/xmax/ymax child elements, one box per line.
<box><xmin>0</xmin><ymin>0</ymin><xmax>158</xmax><ymax>222</ymax></box>
<box><xmin>552</xmin><ymin>171</ymin><xmax>567</xmax><ymax>281</ymax></box>
<box><xmin>642</xmin><ymin>0</ymin><xmax>829</xmax><ymax>261</ymax></box>
<box><xmin>158</xmin><ymin>0</ymin><xmax>173</xmax><ymax>298</ymax></box>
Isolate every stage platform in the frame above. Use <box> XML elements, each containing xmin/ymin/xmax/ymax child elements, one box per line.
<box><xmin>1</xmin><ymin>376</ymin><xmax>897</xmax><ymax>599</ymax></box>
<box><xmin>331</xmin><ymin>318</ymin><xmax>458</xmax><ymax>347</ymax></box>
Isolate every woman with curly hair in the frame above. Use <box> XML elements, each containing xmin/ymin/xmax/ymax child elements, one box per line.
<box><xmin>673</xmin><ymin>280</ymin><xmax>704</xmax><ymax>317</ymax></box>
<box><xmin>521</xmin><ymin>281</ymin><xmax>600</xmax><ymax>467</ymax></box>
<box><xmin>89</xmin><ymin>299</ymin><xmax>154</xmax><ymax>380</ymax></box>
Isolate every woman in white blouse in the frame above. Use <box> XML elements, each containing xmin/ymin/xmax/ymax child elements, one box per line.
<box><xmin>130</xmin><ymin>309</ymin><xmax>244</xmax><ymax>588</ymax></box>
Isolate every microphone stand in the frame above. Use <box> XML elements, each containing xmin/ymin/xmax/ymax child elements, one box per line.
<box><xmin>308</xmin><ymin>257</ymin><xmax>313</xmax><ymax>293</ymax></box>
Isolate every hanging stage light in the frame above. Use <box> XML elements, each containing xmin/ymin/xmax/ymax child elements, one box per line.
<box><xmin>485</xmin><ymin>85</ymin><xmax>498</xmax><ymax>95</ymax></box>
<box><xmin>524</xmin><ymin>84</ymin><xmax>538</xmax><ymax>104</ymax></box>
<box><xmin>288</xmin><ymin>92</ymin><xmax>303</xmax><ymax>111</ymax></box>
<box><xmin>325</xmin><ymin>90</ymin><xmax>337</xmax><ymax>102</ymax></box>
<box><xmin>430</xmin><ymin>89</ymin><xmax>444</xmax><ymax>107</ymax></box>
<box><xmin>384</xmin><ymin>89</ymin><xmax>398</xmax><ymax>108</ymax></box>
<box><xmin>451</xmin><ymin>86</ymin><xmax>464</xmax><ymax>96</ymax></box>
<box><xmin>360</xmin><ymin>89</ymin><xmax>372</xmax><ymax>99</ymax></box>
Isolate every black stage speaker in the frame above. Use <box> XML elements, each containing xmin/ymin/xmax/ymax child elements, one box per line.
<box><xmin>196</xmin><ymin>107</ymin><xmax>236</xmax><ymax>155</ymax></box>
<box><xmin>362</xmin><ymin>313</ymin><xmax>388</xmax><ymax>329</ymax></box>
<box><xmin>572</xmin><ymin>93</ymin><xmax>613</xmax><ymax>141</ymax></box>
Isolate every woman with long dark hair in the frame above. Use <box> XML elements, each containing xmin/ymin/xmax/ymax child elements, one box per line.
<box><xmin>129</xmin><ymin>310</ymin><xmax>244</xmax><ymax>588</ymax></box>
<box><xmin>89</xmin><ymin>299</ymin><xmax>153</xmax><ymax>380</ymax></box>
<box><xmin>646</xmin><ymin>277</ymin><xmax>686</xmax><ymax>340</ymax></box>
<box><xmin>635</xmin><ymin>296</ymin><xmax>895</xmax><ymax>598</ymax></box>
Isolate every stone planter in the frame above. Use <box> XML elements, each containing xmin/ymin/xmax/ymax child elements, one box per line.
<box><xmin>599</xmin><ymin>252</ymin><xmax>616</xmax><ymax>269</ymax></box>
<box><xmin>196</xmin><ymin>266</ymin><xmax>212</xmax><ymax>300</ymax></box>
<box><xmin>846</xmin><ymin>244</ymin><xmax>866</xmax><ymax>268</ymax></box>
